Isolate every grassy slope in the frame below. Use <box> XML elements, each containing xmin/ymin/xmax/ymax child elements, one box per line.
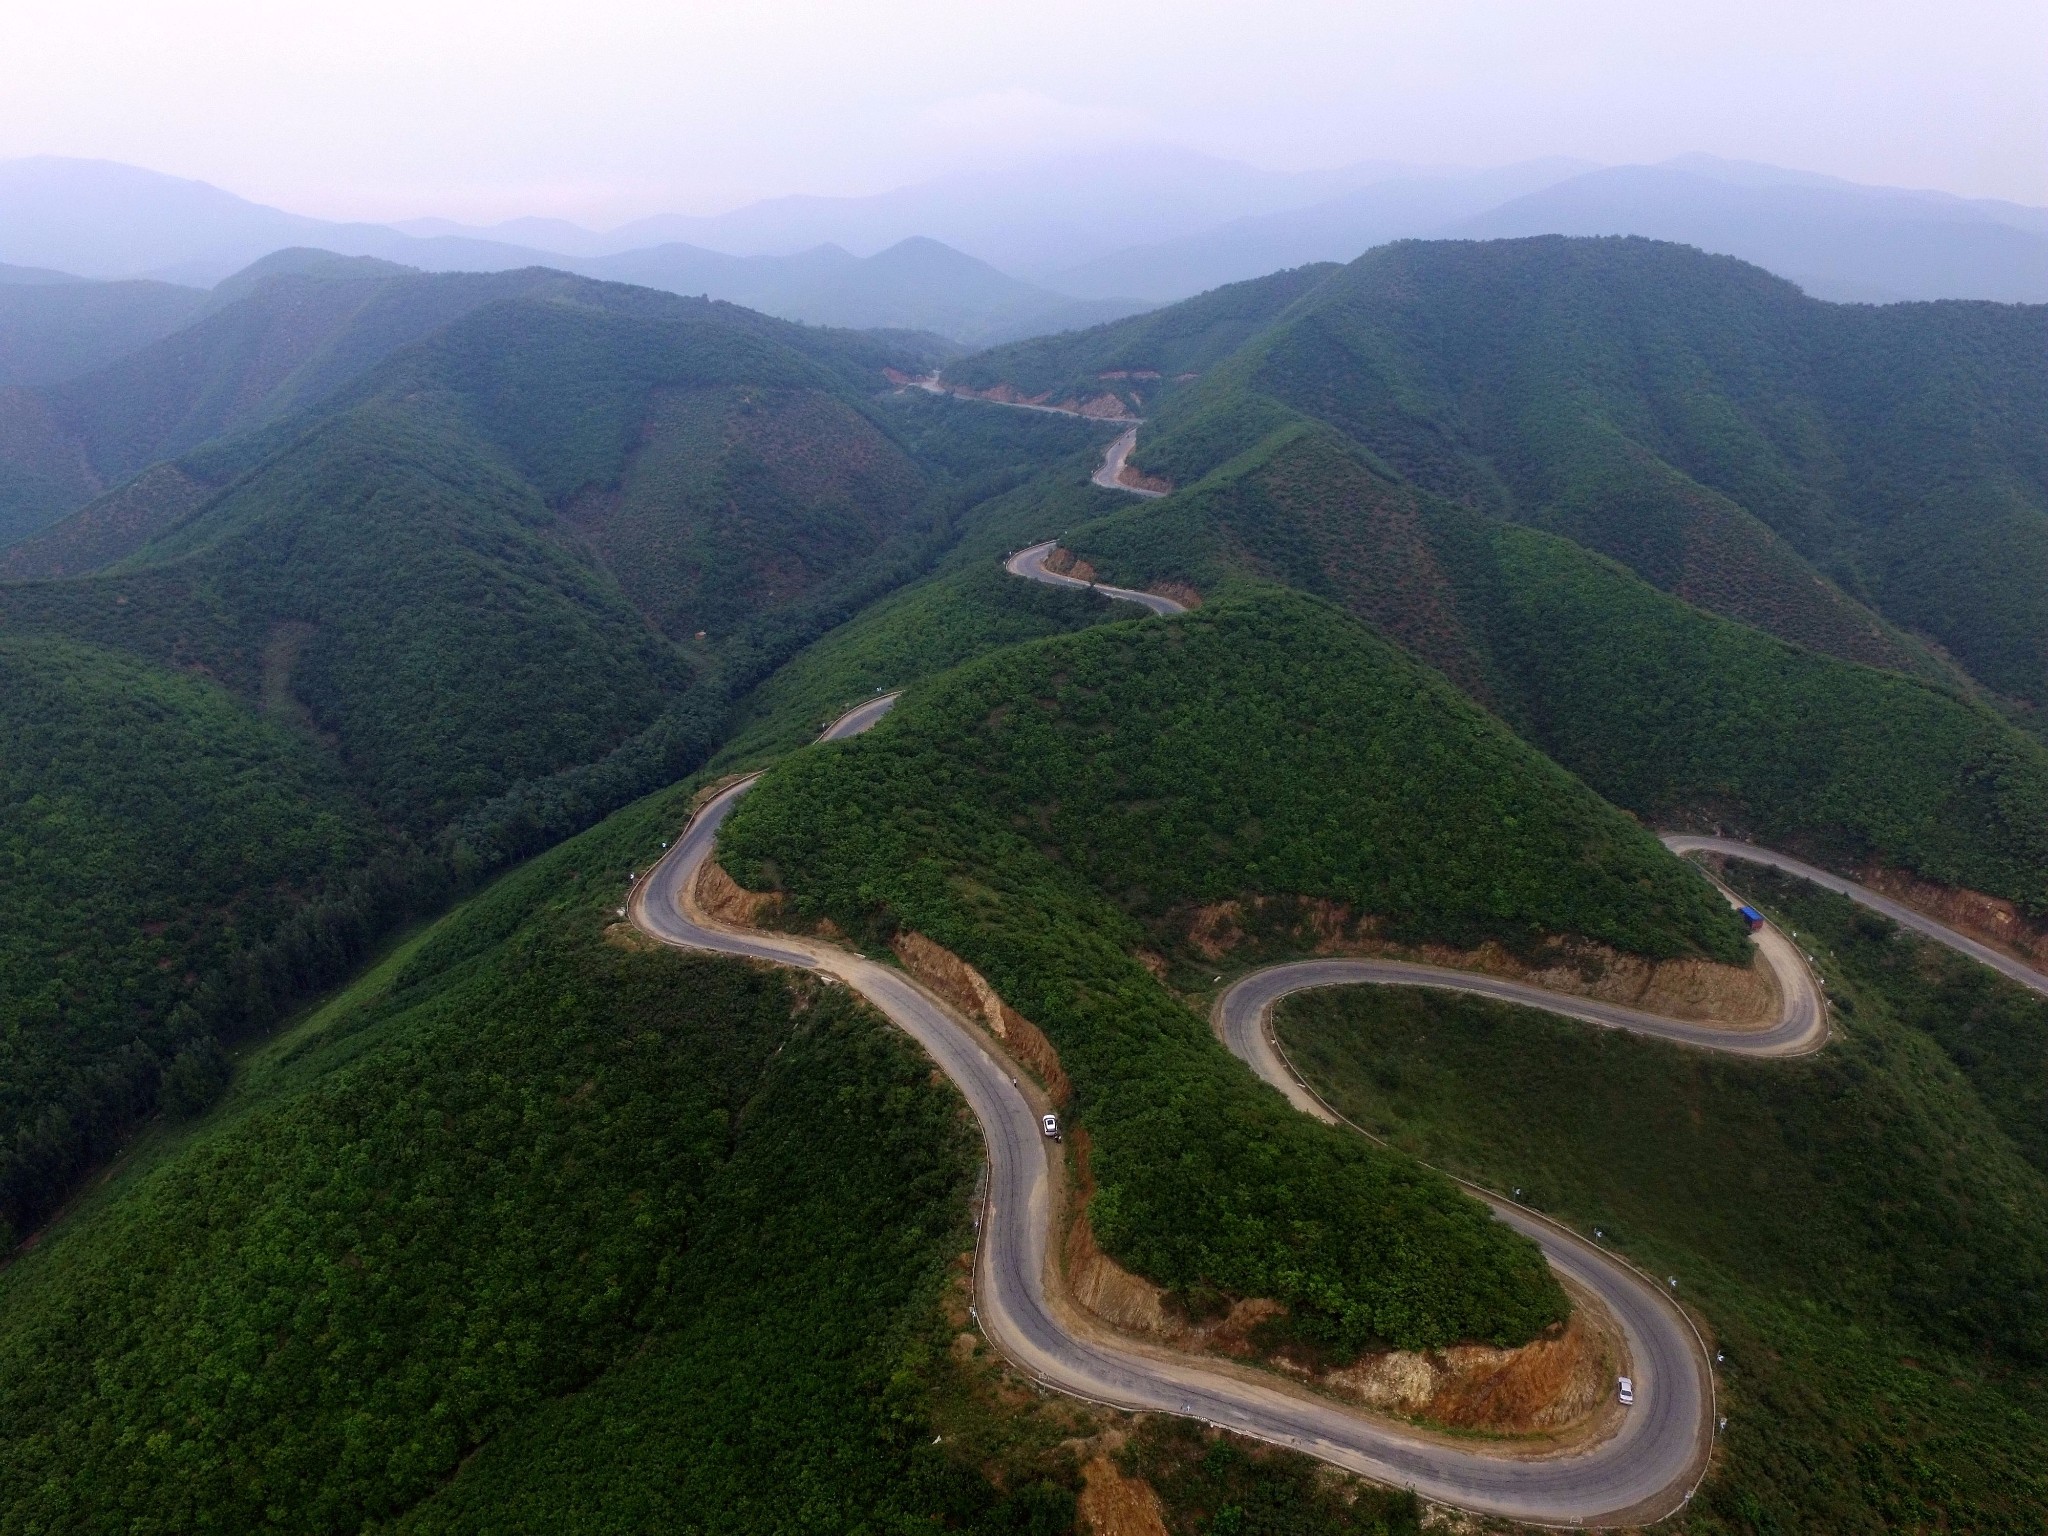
<box><xmin>1275</xmin><ymin>873</ymin><xmax>2048</xmax><ymax>1532</ymax></box>
<box><xmin>721</xmin><ymin>590</ymin><xmax>1753</xmax><ymax>1353</ymax></box>
<box><xmin>0</xmin><ymin>634</ymin><xmax>399</xmax><ymax>1246</ymax></box>
<box><xmin>1067</xmin><ymin>424</ymin><xmax>2048</xmax><ymax>913</ymax></box>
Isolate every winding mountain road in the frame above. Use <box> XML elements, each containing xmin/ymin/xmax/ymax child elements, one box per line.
<box><xmin>1660</xmin><ymin>836</ymin><xmax>2048</xmax><ymax>999</ymax></box>
<box><xmin>627</xmin><ymin>433</ymin><xmax>2046</xmax><ymax>1524</ymax></box>
<box><xmin>1004</xmin><ymin>539</ymin><xmax>1184</xmax><ymax>616</ymax></box>
<box><xmin>1091</xmin><ymin>427</ymin><xmax>1168</xmax><ymax>498</ymax></box>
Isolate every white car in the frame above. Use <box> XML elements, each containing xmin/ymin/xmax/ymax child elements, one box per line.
<box><xmin>1617</xmin><ymin>1376</ymin><xmax>1635</xmax><ymax>1406</ymax></box>
<box><xmin>1041</xmin><ymin>1114</ymin><xmax>1061</xmax><ymax>1141</ymax></box>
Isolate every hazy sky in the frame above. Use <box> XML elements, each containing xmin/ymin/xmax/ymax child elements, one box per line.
<box><xmin>6</xmin><ymin>0</ymin><xmax>2044</xmax><ymax>223</ymax></box>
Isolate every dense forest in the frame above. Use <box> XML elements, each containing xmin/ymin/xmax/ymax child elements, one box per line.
<box><xmin>0</xmin><ymin>781</ymin><xmax>993</xmax><ymax>1531</ymax></box>
<box><xmin>0</xmin><ymin>634</ymin><xmax>404</xmax><ymax>1248</ymax></box>
<box><xmin>0</xmin><ymin>773</ymin><xmax>1421</xmax><ymax>1536</ymax></box>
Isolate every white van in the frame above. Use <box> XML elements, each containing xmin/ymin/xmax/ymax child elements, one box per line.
<box><xmin>1041</xmin><ymin>1114</ymin><xmax>1061</xmax><ymax>1141</ymax></box>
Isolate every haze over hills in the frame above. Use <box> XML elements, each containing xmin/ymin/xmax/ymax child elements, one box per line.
<box><xmin>0</xmin><ymin>256</ymin><xmax>573</xmax><ymax>547</ymax></box>
<box><xmin>4</xmin><ymin>149</ymin><xmax>2044</xmax><ymax>360</ymax></box>
<box><xmin>405</xmin><ymin>145</ymin><xmax>1416</xmax><ymax>269</ymax></box>
<box><xmin>1457</xmin><ymin>156</ymin><xmax>2048</xmax><ymax>304</ymax></box>
<box><xmin>0</xmin><ymin>159</ymin><xmax>1146</xmax><ymax>346</ymax></box>
<box><xmin>0</xmin><ymin>273</ymin><xmax>206</xmax><ymax>387</ymax></box>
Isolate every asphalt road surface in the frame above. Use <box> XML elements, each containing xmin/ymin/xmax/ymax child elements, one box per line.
<box><xmin>1091</xmin><ymin>427</ymin><xmax>1168</xmax><ymax>498</ymax></box>
<box><xmin>1004</xmin><ymin>540</ymin><xmax>1185</xmax><ymax>616</ymax></box>
<box><xmin>1661</xmin><ymin>835</ymin><xmax>2048</xmax><ymax>999</ymax></box>
<box><xmin>628</xmin><ymin>460</ymin><xmax>2047</xmax><ymax>1522</ymax></box>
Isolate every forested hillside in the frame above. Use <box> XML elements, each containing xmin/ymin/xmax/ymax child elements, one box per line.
<box><xmin>0</xmin><ymin>784</ymin><xmax>995</xmax><ymax>1531</ymax></box>
<box><xmin>0</xmin><ymin>274</ymin><xmax>205</xmax><ymax>388</ymax></box>
<box><xmin>0</xmin><ymin>277</ymin><xmax>1102</xmax><ymax>1248</ymax></box>
<box><xmin>0</xmin><ymin>636</ymin><xmax>408</xmax><ymax>1247</ymax></box>
<box><xmin>8</xmin><ymin>228</ymin><xmax>2045</xmax><ymax>1533</ymax></box>
<box><xmin>953</xmin><ymin>237</ymin><xmax>2048</xmax><ymax>710</ymax></box>
<box><xmin>0</xmin><ymin>772</ymin><xmax>1422</xmax><ymax>1534</ymax></box>
<box><xmin>0</xmin><ymin>256</ymin><xmax>571</xmax><ymax>547</ymax></box>
<box><xmin>721</xmin><ymin>589</ymin><xmax>1752</xmax><ymax>1355</ymax></box>
<box><xmin>1064</xmin><ymin>423</ymin><xmax>2048</xmax><ymax>913</ymax></box>
<box><xmin>941</xmin><ymin>262</ymin><xmax>1337</xmax><ymax>416</ymax></box>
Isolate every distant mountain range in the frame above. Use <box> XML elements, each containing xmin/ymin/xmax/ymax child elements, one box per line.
<box><xmin>0</xmin><ymin>158</ymin><xmax>1151</xmax><ymax>346</ymax></box>
<box><xmin>1456</xmin><ymin>157</ymin><xmax>2048</xmax><ymax>304</ymax></box>
<box><xmin>0</xmin><ymin>151</ymin><xmax>2042</xmax><ymax>365</ymax></box>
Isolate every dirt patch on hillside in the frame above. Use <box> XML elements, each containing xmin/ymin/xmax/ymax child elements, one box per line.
<box><xmin>892</xmin><ymin>932</ymin><xmax>1072</xmax><ymax>1104</ymax></box>
<box><xmin>1045</xmin><ymin>546</ymin><xmax>1196</xmax><ymax>609</ymax></box>
<box><xmin>1320</xmin><ymin>1277</ymin><xmax>1619</xmax><ymax>1433</ymax></box>
<box><xmin>1061</xmin><ymin>1132</ymin><xmax>1617</xmax><ymax>1438</ymax></box>
<box><xmin>1045</xmin><ymin>547</ymin><xmax>1099</xmax><ymax>583</ymax></box>
<box><xmin>1855</xmin><ymin>863</ymin><xmax>2048</xmax><ymax>970</ymax></box>
<box><xmin>1075</xmin><ymin>392</ymin><xmax>1136</xmax><ymax>419</ymax></box>
<box><xmin>1116</xmin><ymin>462</ymin><xmax>1174</xmax><ymax>495</ymax></box>
<box><xmin>1181</xmin><ymin>897</ymin><xmax>1779</xmax><ymax>1027</ymax></box>
<box><xmin>259</xmin><ymin>622</ymin><xmax>331</xmax><ymax>742</ymax></box>
<box><xmin>1078</xmin><ymin>1453</ymin><xmax>1170</xmax><ymax>1536</ymax></box>
<box><xmin>694</xmin><ymin>858</ymin><xmax>783</xmax><ymax>927</ymax></box>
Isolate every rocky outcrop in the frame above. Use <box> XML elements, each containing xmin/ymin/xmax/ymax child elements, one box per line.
<box><xmin>1321</xmin><ymin>1289</ymin><xmax>1616</xmax><ymax>1433</ymax></box>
